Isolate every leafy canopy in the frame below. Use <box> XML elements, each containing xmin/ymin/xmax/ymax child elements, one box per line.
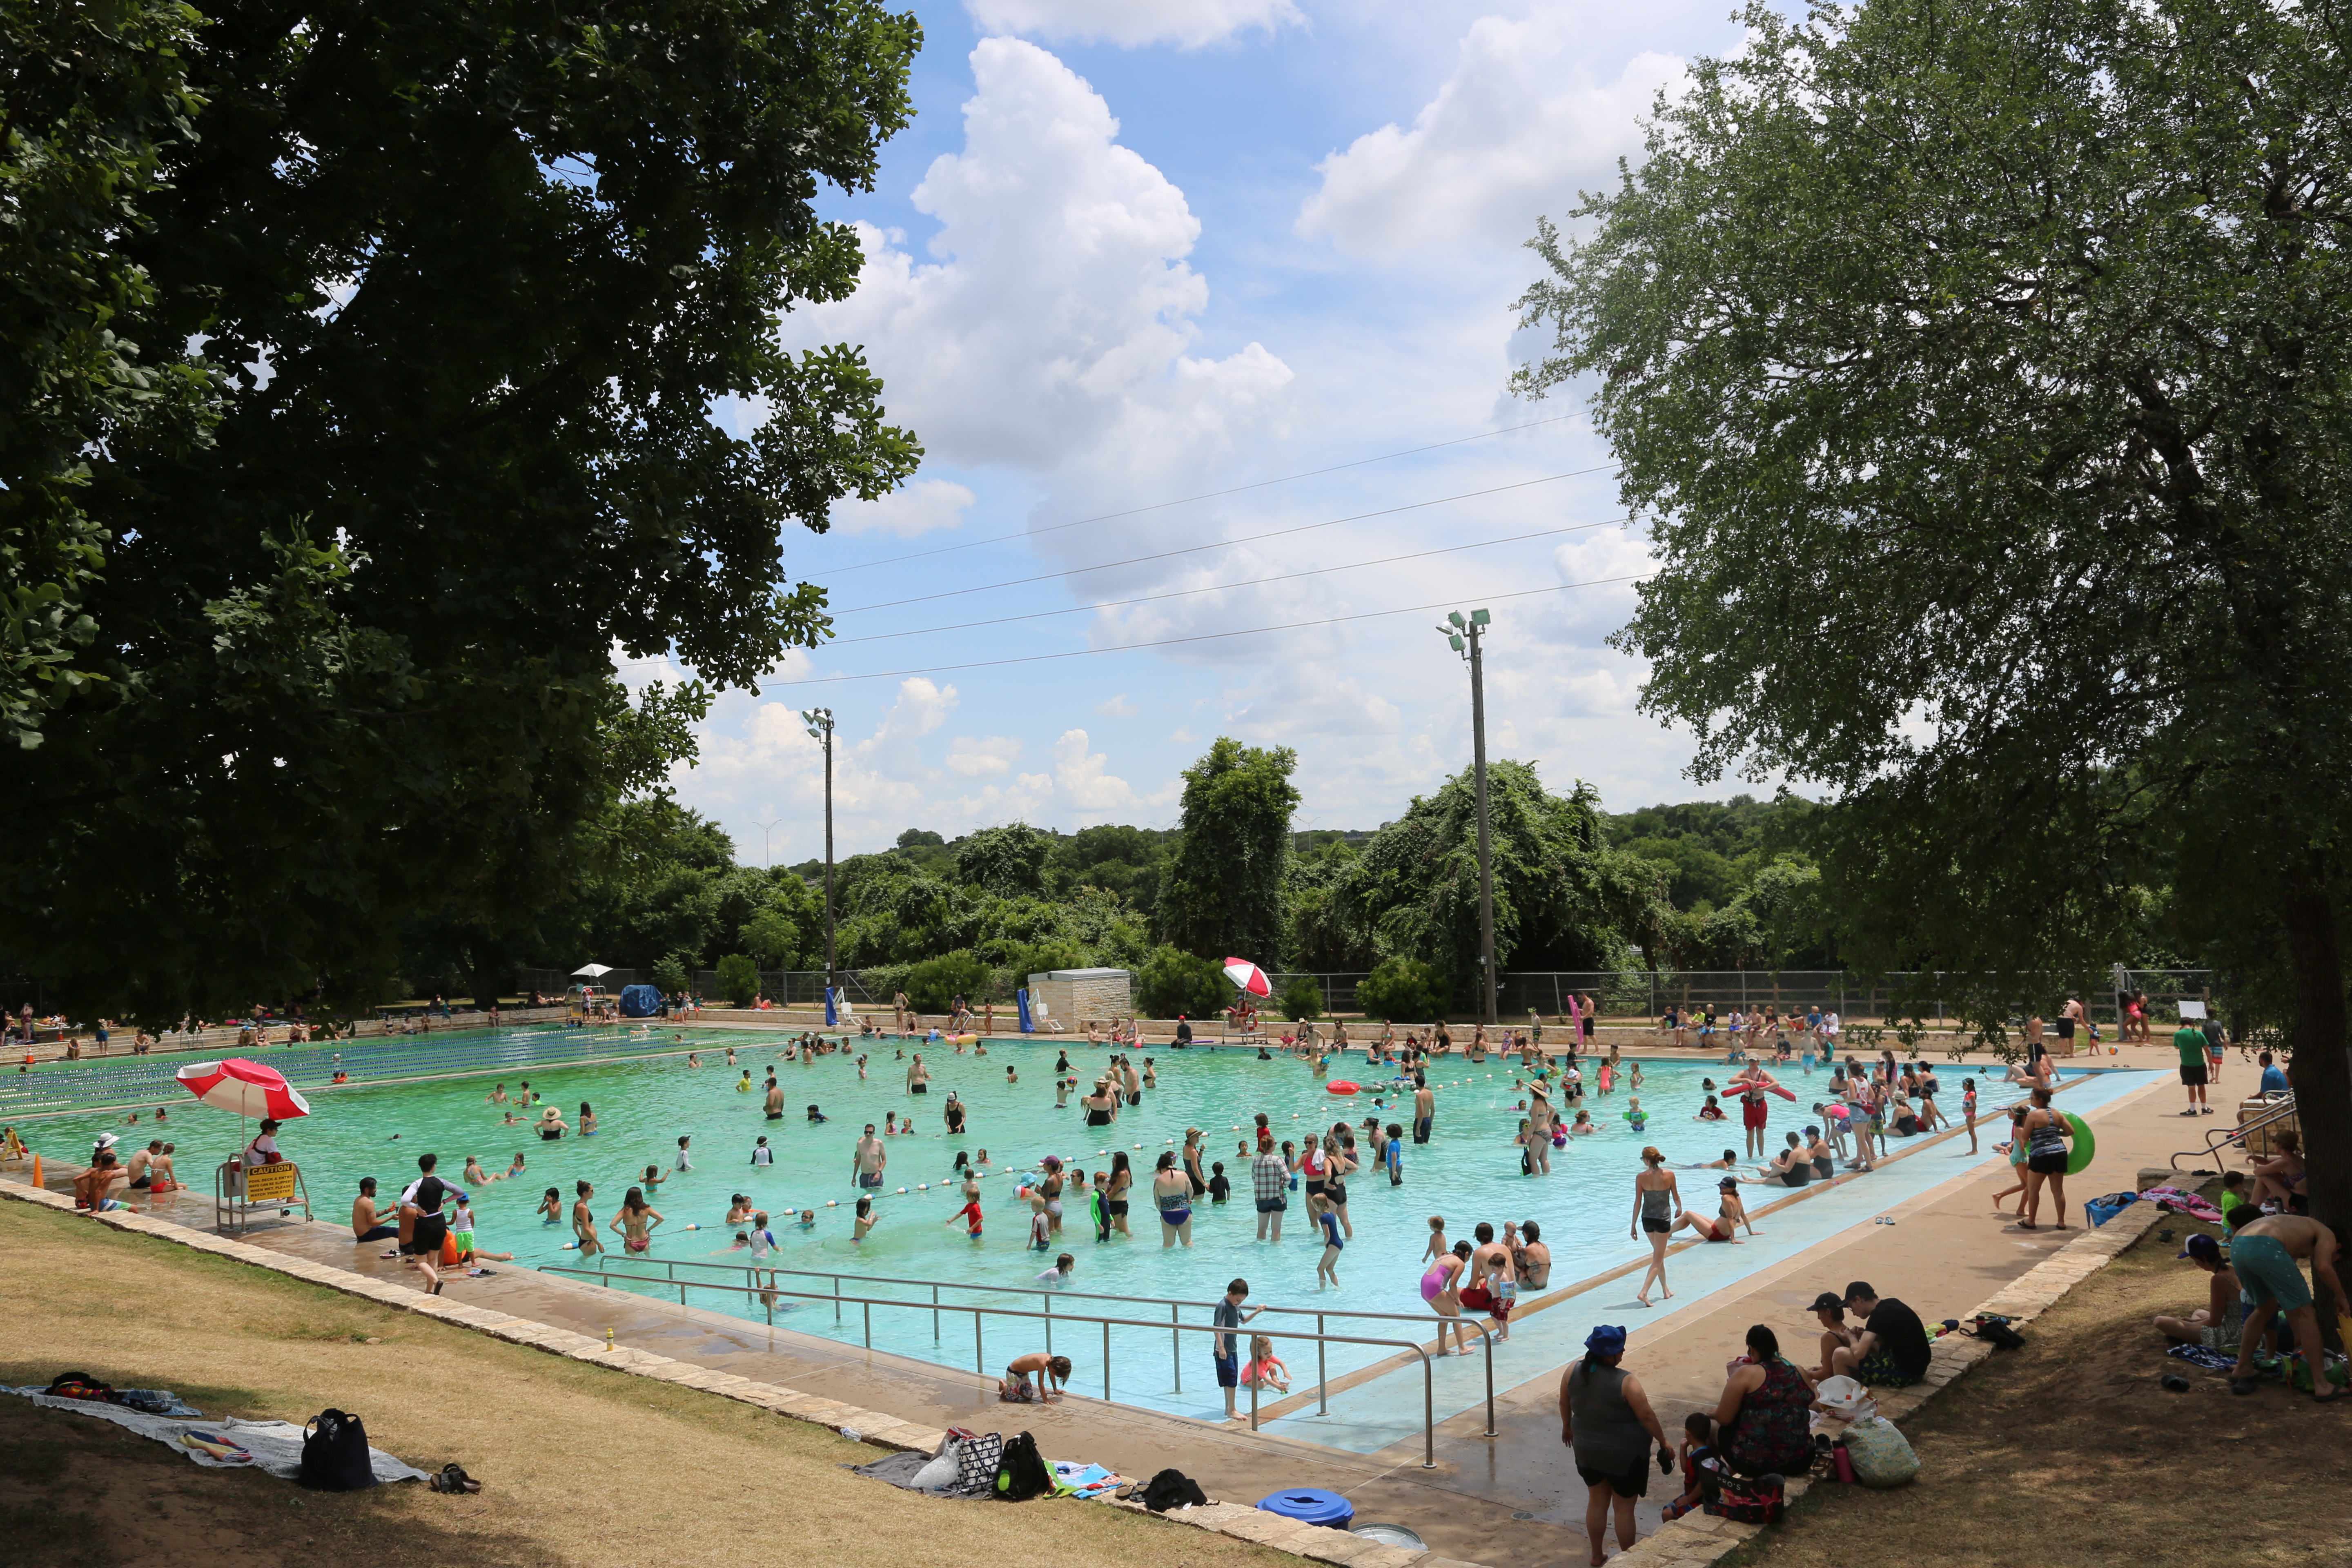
<box><xmin>1516</xmin><ymin>0</ymin><xmax>2352</xmax><ymax>1218</ymax></box>
<box><xmin>1</xmin><ymin>0</ymin><xmax>924</xmax><ymax>1021</ymax></box>
<box><xmin>1157</xmin><ymin>738</ymin><xmax>1301</xmax><ymax>964</ymax></box>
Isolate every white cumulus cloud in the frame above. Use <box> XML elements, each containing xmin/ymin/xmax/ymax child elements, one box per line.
<box><xmin>832</xmin><ymin>478</ymin><xmax>976</xmax><ymax>538</ymax></box>
<box><xmin>1298</xmin><ymin>18</ymin><xmax>1686</xmax><ymax>261</ymax></box>
<box><xmin>947</xmin><ymin>734</ymin><xmax>1025</xmax><ymax>777</ymax></box>
<box><xmin>786</xmin><ymin>38</ymin><xmax>1294</xmax><ymax>482</ymax></box>
<box><xmin>964</xmin><ymin>0</ymin><xmax>1299</xmax><ymax>49</ymax></box>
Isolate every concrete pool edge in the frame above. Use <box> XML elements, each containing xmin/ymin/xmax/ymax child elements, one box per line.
<box><xmin>0</xmin><ymin>1175</ymin><xmax>1493</xmax><ymax>1568</ymax></box>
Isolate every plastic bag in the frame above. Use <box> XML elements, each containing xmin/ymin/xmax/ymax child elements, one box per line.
<box><xmin>1841</xmin><ymin>1415</ymin><xmax>1920</xmax><ymax>1488</ymax></box>
<box><xmin>909</xmin><ymin>1440</ymin><xmax>961</xmax><ymax>1491</ymax></box>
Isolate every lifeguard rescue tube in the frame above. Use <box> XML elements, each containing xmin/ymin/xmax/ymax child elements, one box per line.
<box><xmin>1325</xmin><ymin>1080</ymin><xmax>1361</xmax><ymax>1096</ymax></box>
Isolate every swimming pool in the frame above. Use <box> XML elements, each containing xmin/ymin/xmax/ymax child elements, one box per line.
<box><xmin>11</xmin><ymin>1031</ymin><xmax>2141</xmax><ymax>1446</ymax></box>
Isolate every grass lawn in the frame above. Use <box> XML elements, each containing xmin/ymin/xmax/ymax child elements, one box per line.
<box><xmin>1721</xmin><ymin>1191</ymin><xmax>2352</xmax><ymax>1568</ymax></box>
<box><xmin>0</xmin><ymin>1200</ymin><xmax>1301</xmax><ymax>1568</ymax></box>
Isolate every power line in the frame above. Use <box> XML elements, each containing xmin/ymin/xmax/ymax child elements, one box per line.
<box><xmin>822</xmin><ymin>515</ymin><xmax>1632</xmax><ymax>648</ymax></box>
<box><xmin>821</xmin><ymin>413</ymin><xmax>1597</xmax><ymax>577</ymax></box>
<box><xmin>752</xmin><ymin>575</ymin><xmax>1651</xmax><ymax>689</ymax></box>
<box><xmin>833</xmin><ymin>468</ymin><xmax>1602</xmax><ymax>617</ymax></box>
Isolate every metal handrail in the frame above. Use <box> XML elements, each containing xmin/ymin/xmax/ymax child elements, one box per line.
<box><xmin>573</xmin><ymin>1251</ymin><xmax>1497</xmax><ymax>1434</ymax></box>
<box><xmin>2171</xmin><ymin>1091</ymin><xmax>2296</xmax><ymax>1172</ymax></box>
<box><xmin>539</xmin><ymin>1264</ymin><xmax>1451</xmax><ymax>1467</ymax></box>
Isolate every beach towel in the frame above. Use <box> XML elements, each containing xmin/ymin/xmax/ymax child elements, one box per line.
<box><xmin>4</xmin><ymin>1388</ymin><xmax>432</xmax><ymax>1483</ymax></box>
<box><xmin>1050</xmin><ymin>1460</ymin><xmax>1123</xmax><ymax>1500</ymax></box>
<box><xmin>2167</xmin><ymin>1343</ymin><xmax>2238</xmax><ymax>1372</ymax></box>
<box><xmin>2140</xmin><ymin>1186</ymin><xmax>2225</xmax><ymax>1224</ymax></box>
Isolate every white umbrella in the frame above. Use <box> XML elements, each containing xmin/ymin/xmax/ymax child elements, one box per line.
<box><xmin>572</xmin><ymin>963</ymin><xmax>613</xmax><ymax>978</ymax></box>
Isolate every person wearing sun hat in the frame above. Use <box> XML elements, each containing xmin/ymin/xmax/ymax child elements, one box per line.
<box><xmin>1559</xmin><ymin>1325</ymin><xmax>1672</xmax><ymax>1565</ymax></box>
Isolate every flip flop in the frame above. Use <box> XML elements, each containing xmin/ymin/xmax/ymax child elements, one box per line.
<box><xmin>2230</xmin><ymin>1377</ymin><xmax>2260</xmax><ymax>1396</ymax></box>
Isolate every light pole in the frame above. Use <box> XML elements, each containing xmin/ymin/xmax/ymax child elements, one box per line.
<box><xmin>801</xmin><ymin>708</ymin><xmax>836</xmax><ymax>1003</ymax></box>
<box><xmin>1435</xmin><ymin>609</ymin><xmax>1499</xmax><ymax>1027</ymax></box>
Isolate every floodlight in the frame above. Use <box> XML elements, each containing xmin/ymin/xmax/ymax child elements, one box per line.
<box><xmin>1470</xmin><ymin>608</ymin><xmax>1490</xmax><ymax>626</ymax></box>
<box><xmin>1448</xmin><ymin>610</ymin><xmax>1465</xmax><ymax>628</ymax></box>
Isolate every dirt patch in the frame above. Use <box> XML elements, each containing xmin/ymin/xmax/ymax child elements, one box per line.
<box><xmin>0</xmin><ymin>1200</ymin><xmax>1301</xmax><ymax>1568</ymax></box>
<box><xmin>1721</xmin><ymin>1194</ymin><xmax>2352</xmax><ymax>1568</ymax></box>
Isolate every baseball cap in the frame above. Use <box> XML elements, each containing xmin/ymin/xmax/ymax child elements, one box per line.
<box><xmin>1808</xmin><ymin>1291</ymin><xmax>1846</xmax><ymax>1312</ymax></box>
<box><xmin>2178</xmin><ymin>1234</ymin><xmax>2223</xmax><ymax>1263</ymax></box>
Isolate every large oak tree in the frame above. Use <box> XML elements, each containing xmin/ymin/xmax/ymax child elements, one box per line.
<box><xmin>1518</xmin><ymin>0</ymin><xmax>2352</xmax><ymax>1228</ymax></box>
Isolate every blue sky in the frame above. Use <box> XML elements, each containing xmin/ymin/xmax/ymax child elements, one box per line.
<box><xmin>629</xmin><ymin>0</ymin><xmax>1761</xmax><ymax>866</ymax></box>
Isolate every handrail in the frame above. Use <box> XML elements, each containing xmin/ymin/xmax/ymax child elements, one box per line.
<box><xmin>578</xmin><ymin>1252</ymin><xmax>1497</xmax><ymax>1434</ymax></box>
<box><xmin>540</xmin><ymin>1264</ymin><xmax>1449</xmax><ymax>1467</ymax></box>
<box><xmin>2171</xmin><ymin>1092</ymin><xmax>2296</xmax><ymax>1172</ymax></box>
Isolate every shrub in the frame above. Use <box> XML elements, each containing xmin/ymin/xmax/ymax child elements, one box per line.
<box><xmin>1277</xmin><ymin>974</ymin><xmax>1324</xmax><ymax>1022</ymax></box>
<box><xmin>651</xmin><ymin>953</ymin><xmax>693</xmax><ymax>995</ymax></box>
<box><xmin>1135</xmin><ymin>945</ymin><xmax>1227</xmax><ymax>1019</ymax></box>
<box><xmin>904</xmin><ymin>950</ymin><xmax>993</xmax><ymax>1015</ymax></box>
<box><xmin>1356</xmin><ymin>956</ymin><xmax>1444</xmax><ymax>1023</ymax></box>
<box><xmin>714</xmin><ymin>953</ymin><xmax>760</xmax><ymax>1007</ymax></box>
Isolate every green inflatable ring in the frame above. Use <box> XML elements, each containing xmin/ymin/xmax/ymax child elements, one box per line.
<box><xmin>2063</xmin><ymin>1111</ymin><xmax>2095</xmax><ymax>1175</ymax></box>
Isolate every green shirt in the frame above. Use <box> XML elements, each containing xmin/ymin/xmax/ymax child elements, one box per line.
<box><xmin>2174</xmin><ymin>1027</ymin><xmax>2207</xmax><ymax>1070</ymax></box>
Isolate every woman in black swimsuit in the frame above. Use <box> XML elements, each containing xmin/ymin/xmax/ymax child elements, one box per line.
<box><xmin>1082</xmin><ymin>1080</ymin><xmax>1117</xmax><ymax>1127</ymax></box>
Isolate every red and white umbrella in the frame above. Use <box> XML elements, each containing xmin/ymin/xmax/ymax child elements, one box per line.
<box><xmin>1222</xmin><ymin>958</ymin><xmax>1272</xmax><ymax>998</ymax></box>
<box><xmin>175</xmin><ymin>1058</ymin><xmax>312</xmax><ymax>1121</ymax></box>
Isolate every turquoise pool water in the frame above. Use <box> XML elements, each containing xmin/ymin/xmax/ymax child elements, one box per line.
<box><xmin>11</xmin><ymin>1030</ymin><xmax>2140</xmax><ymax>1444</ymax></box>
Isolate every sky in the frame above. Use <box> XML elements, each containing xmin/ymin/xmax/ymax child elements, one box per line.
<box><xmin>625</xmin><ymin>0</ymin><xmax>1763</xmax><ymax>867</ymax></box>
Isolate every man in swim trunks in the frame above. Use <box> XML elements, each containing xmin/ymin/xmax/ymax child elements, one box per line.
<box><xmin>1412</xmin><ymin>1076</ymin><xmax>1434</xmax><ymax>1145</ymax></box>
<box><xmin>853</xmin><ymin>1125</ymin><xmax>886</xmax><ymax>1188</ymax></box>
<box><xmin>2225</xmin><ymin>1214</ymin><xmax>2347</xmax><ymax>1399</ymax></box>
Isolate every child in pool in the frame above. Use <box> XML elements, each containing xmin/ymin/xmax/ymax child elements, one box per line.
<box><xmin>1241</xmin><ymin>1334</ymin><xmax>1290</xmax><ymax>1393</ymax></box>
<box><xmin>1698</xmin><ymin>1095</ymin><xmax>1726</xmax><ymax>1121</ymax></box>
<box><xmin>797</xmin><ymin>1209</ymin><xmax>818</xmax><ymax>1229</ymax></box>
<box><xmin>537</xmin><ymin>1187</ymin><xmax>563</xmax><ymax>1225</ymax></box>
<box><xmin>853</xmin><ymin>1196</ymin><xmax>877</xmax><ymax>1243</ymax></box>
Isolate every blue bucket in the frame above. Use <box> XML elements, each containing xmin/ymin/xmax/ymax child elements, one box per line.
<box><xmin>1257</xmin><ymin>1488</ymin><xmax>1354</xmax><ymax>1530</ymax></box>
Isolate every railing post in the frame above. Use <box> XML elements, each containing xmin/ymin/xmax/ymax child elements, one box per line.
<box><xmin>975</xmin><ymin>1312</ymin><xmax>983</xmax><ymax>1376</ymax></box>
<box><xmin>1103</xmin><ymin>1319</ymin><xmax>1111</xmax><ymax>1401</ymax></box>
<box><xmin>1317</xmin><ymin>1312</ymin><xmax>1327</xmax><ymax>1414</ymax></box>
<box><xmin>933</xmin><ymin>1283</ymin><xmax>941</xmax><ymax>1341</ymax></box>
<box><xmin>863</xmin><ymin>1300</ymin><xmax>871</xmax><ymax>1348</ymax></box>
<box><xmin>1171</xmin><ymin>1303</ymin><xmax>1181</xmax><ymax>1392</ymax></box>
<box><xmin>1483</xmin><ymin>1326</ymin><xmax>1497</xmax><ymax>1437</ymax></box>
<box><xmin>1044</xmin><ymin>1292</ymin><xmax>1052</xmax><ymax>1355</ymax></box>
<box><xmin>834</xmin><ymin>1275</ymin><xmax>841</xmax><ymax>1323</ymax></box>
<box><xmin>1423</xmin><ymin>1352</ymin><xmax>1436</xmax><ymax>1468</ymax></box>
<box><xmin>1250</xmin><ymin>1372</ymin><xmax>1259</xmax><ymax>1431</ymax></box>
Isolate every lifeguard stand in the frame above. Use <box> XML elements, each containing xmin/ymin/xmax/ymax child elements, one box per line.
<box><xmin>214</xmin><ymin>1159</ymin><xmax>312</xmax><ymax>1236</ymax></box>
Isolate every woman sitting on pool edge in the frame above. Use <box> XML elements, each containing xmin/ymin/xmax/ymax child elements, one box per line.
<box><xmin>998</xmin><ymin>1351</ymin><xmax>1072</xmax><ymax>1403</ymax></box>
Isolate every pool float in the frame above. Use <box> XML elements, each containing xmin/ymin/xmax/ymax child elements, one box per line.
<box><xmin>2063</xmin><ymin>1112</ymin><xmax>2096</xmax><ymax>1175</ymax></box>
<box><xmin>1326</xmin><ymin>1080</ymin><xmax>1361</xmax><ymax>1096</ymax></box>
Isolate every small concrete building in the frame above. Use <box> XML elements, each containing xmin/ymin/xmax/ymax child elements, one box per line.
<box><xmin>1025</xmin><ymin>967</ymin><xmax>1134</xmax><ymax>1029</ymax></box>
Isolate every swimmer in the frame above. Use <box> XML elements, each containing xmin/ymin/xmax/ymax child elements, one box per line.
<box><xmin>853</xmin><ymin>1195</ymin><xmax>877</xmax><ymax>1243</ymax></box>
<box><xmin>536</xmin><ymin>1186</ymin><xmax>563</xmax><ymax>1225</ymax></box>
<box><xmin>608</xmin><ymin>1187</ymin><xmax>664</xmax><ymax>1254</ymax></box>
<box><xmin>464</xmin><ymin>1154</ymin><xmax>492</xmax><ymax>1186</ymax></box>
<box><xmin>797</xmin><ymin>1209</ymin><xmax>817</xmax><ymax>1229</ymax></box>
<box><xmin>504</xmin><ymin>1152</ymin><xmax>526</xmax><ymax>1179</ymax></box>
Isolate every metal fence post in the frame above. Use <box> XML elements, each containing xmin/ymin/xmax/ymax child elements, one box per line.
<box><xmin>1317</xmin><ymin>1311</ymin><xmax>1327</xmax><ymax>1414</ymax></box>
<box><xmin>1172</xmin><ymin>1303</ymin><xmax>1181</xmax><ymax>1392</ymax></box>
<box><xmin>975</xmin><ymin>1313</ymin><xmax>983</xmax><ymax>1376</ymax></box>
<box><xmin>1044</xmin><ymin>1291</ymin><xmax>1053</xmax><ymax>1355</ymax></box>
<box><xmin>1103</xmin><ymin>1319</ymin><xmax>1111</xmax><ymax>1401</ymax></box>
<box><xmin>933</xmin><ymin>1283</ymin><xmax>940</xmax><ymax>1341</ymax></box>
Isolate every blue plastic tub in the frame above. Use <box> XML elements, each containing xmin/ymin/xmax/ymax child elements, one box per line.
<box><xmin>1258</xmin><ymin>1488</ymin><xmax>1354</xmax><ymax>1530</ymax></box>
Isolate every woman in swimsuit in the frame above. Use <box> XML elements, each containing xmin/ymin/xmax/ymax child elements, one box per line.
<box><xmin>1153</xmin><ymin>1152</ymin><xmax>1193</xmax><ymax>1247</ymax></box>
<box><xmin>1805</xmin><ymin>1127</ymin><xmax>1835</xmax><ymax>1181</ymax></box>
<box><xmin>1421</xmin><ymin>1241</ymin><xmax>1474</xmax><ymax>1355</ymax></box>
<box><xmin>608</xmin><ymin>1187</ymin><xmax>664</xmax><ymax>1254</ymax></box>
<box><xmin>1106</xmin><ymin>1152</ymin><xmax>1133</xmax><ymax>1238</ymax></box>
<box><xmin>1082</xmin><ymin>1081</ymin><xmax>1117</xmax><ymax>1128</ymax></box>
<box><xmin>1630</xmin><ymin>1147</ymin><xmax>1681</xmax><ymax>1307</ymax></box>
<box><xmin>1183</xmin><ymin>1130</ymin><xmax>1208</xmax><ymax>1196</ymax></box>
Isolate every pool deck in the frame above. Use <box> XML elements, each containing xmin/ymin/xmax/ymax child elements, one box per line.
<box><xmin>3</xmin><ymin>1045</ymin><xmax>2218</xmax><ymax>1567</ymax></box>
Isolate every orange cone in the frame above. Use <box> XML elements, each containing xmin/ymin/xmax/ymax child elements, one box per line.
<box><xmin>30</xmin><ymin>1154</ymin><xmax>40</xmax><ymax>1189</ymax></box>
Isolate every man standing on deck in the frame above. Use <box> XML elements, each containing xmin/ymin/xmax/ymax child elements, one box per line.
<box><xmin>2174</xmin><ymin>1016</ymin><xmax>2212</xmax><ymax>1116</ymax></box>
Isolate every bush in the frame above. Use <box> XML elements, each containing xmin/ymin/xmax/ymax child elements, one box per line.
<box><xmin>651</xmin><ymin>953</ymin><xmax>693</xmax><ymax>994</ymax></box>
<box><xmin>714</xmin><ymin>953</ymin><xmax>760</xmax><ymax>1007</ymax></box>
<box><xmin>1277</xmin><ymin>974</ymin><xmax>1324</xmax><ymax>1022</ymax></box>
<box><xmin>904</xmin><ymin>950</ymin><xmax>993</xmax><ymax>1015</ymax></box>
<box><xmin>1356</xmin><ymin>956</ymin><xmax>1444</xmax><ymax>1023</ymax></box>
<box><xmin>1135</xmin><ymin>945</ymin><xmax>1227</xmax><ymax>1020</ymax></box>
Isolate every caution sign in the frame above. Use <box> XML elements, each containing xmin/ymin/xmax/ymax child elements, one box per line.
<box><xmin>243</xmin><ymin>1163</ymin><xmax>298</xmax><ymax>1204</ymax></box>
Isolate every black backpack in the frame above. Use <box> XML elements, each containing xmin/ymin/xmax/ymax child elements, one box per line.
<box><xmin>298</xmin><ymin>1409</ymin><xmax>378</xmax><ymax>1491</ymax></box>
<box><xmin>1140</xmin><ymin>1468</ymin><xmax>1208</xmax><ymax>1512</ymax></box>
<box><xmin>991</xmin><ymin>1430</ymin><xmax>1053</xmax><ymax>1501</ymax></box>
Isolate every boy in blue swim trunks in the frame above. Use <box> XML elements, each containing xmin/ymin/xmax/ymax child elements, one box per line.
<box><xmin>2225</xmin><ymin>1214</ymin><xmax>2348</xmax><ymax>1400</ymax></box>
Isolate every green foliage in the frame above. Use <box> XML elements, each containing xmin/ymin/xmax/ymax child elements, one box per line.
<box><xmin>1514</xmin><ymin>0</ymin><xmax>2352</xmax><ymax>1217</ymax></box>
<box><xmin>1157</xmin><ymin>739</ymin><xmax>1301</xmax><ymax>964</ymax></box>
<box><xmin>1356</xmin><ymin>956</ymin><xmax>1446</xmax><ymax>1021</ymax></box>
<box><xmin>650</xmin><ymin>953</ymin><xmax>692</xmax><ymax>994</ymax></box>
<box><xmin>1339</xmin><ymin>760</ymin><xmax>1652</xmax><ymax>979</ymax></box>
<box><xmin>903</xmin><ymin>950</ymin><xmax>990</xmax><ymax>1014</ymax></box>
<box><xmin>714</xmin><ymin>953</ymin><xmax>760</xmax><ymax>1007</ymax></box>
<box><xmin>1277</xmin><ymin>974</ymin><xmax>1324</xmax><ymax>1022</ymax></box>
<box><xmin>1135</xmin><ymin>945</ymin><xmax>1228</xmax><ymax>1020</ymax></box>
<box><xmin>1285</xmin><ymin>842</ymin><xmax>1373</xmax><ymax>970</ymax></box>
<box><xmin>954</xmin><ymin>822</ymin><xmax>1049</xmax><ymax>898</ymax></box>
<box><xmin>0</xmin><ymin>0</ymin><xmax>218</xmax><ymax>752</ymax></box>
<box><xmin>2</xmin><ymin>0</ymin><xmax>926</xmax><ymax>1022</ymax></box>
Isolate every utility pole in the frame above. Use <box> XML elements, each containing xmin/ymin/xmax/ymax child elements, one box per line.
<box><xmin>802</xmin><ymin>708</ymin><xmax>836</xmax><ymax>1002</ymax></box>
<box><xmin>1435</xmin><ymin>609</ymin><xmax>1499</xmax><ymax>1026</ymax></box>
<box><xmin>753</xmin><ymin>818</ymin><xmax>782</xmax><ymax>868</ymax></box>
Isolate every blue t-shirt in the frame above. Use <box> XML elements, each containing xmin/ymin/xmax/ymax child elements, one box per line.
<box><xmin>2260</xmin><ymin>1064</ymin><xmax>2289</xmax><ymax>1094</ymax></box>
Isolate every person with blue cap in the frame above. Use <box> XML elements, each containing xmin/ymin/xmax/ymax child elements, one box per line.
<box><xmin>1559</xmin><ymin>1324</ymin><xmax>1672</xmax><ymax>1564</ymax></box>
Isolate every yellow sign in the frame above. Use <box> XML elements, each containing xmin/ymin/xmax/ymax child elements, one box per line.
<box><xmin>243</xmin><ymin>1163</ymin><xmax>298</xmax><ymax>1204</ymax></box>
